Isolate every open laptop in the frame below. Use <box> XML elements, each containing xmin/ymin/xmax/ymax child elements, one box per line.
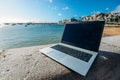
<box><xmin>40</xmin><ymin>21</ymin><xmax>105</xmax><ymax>76</ymax></box>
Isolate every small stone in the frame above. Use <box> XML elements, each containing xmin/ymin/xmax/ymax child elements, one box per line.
<box><xmin>6</xmin><ymin>69</ymin><xmax>9</xmax><ymax>71</ymax></box>
<box><xmin>3</xmin><ymin>55</ymin><xmax>6</xmax><ymax>58</ymax></box>
<box><xmin>27</xmin><ymin>71</ymin><xmax>30</xmax><ymax>74</ymax></box>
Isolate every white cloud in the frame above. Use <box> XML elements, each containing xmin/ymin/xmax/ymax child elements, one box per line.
<box><xmin>91</xmin><ymin>11</ymin><xmax>101</xmax><ymax>15</ymax></box>
<box><xmin>63</xmin><ymin>6</ymin><xmax>69</xmax><ymax>10</ymax></box>
<box><xmin>105</xmin><ymin>8</ymin><xmax>109</xmax><ymax>11</ymax></box>
<box><xmin>58</xmin><ymin>13</ymin><xmax>62</xmax><ymax>16</ymax></box>
<box><xmin>48</xmin><ymin>6</ymin><xmax>57</xmax><ymax>10</ymax></box>
<box><xmin>49</xmin><ymin>0</ymin><xmax>53</xmax><ymax>3</ymax></box>
<box><xmin>112</xmin><ymin>5</ymin><xmax>120</xmax><ymax>13</ymax></box>
<box><xmin>73</xmin><ymin>14</ymin><xmax>78</xmax><ymax>17</ymax></box>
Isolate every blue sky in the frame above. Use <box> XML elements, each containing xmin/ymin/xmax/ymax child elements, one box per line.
<box><xmin>0</xmin><ymin>0</ymin><xmax>120</xmax><ymax>23</ymax></box>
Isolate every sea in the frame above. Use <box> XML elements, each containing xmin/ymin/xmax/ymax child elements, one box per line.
<box><xmin>0</xmin><ymin>23</ymin><xmax>65</xmax><ymax>49</ymax></box>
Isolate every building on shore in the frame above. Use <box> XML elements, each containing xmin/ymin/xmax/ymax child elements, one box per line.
<box><xmin>59</xmin><ymin>12</ymin><xmax>120</xmax><ymax>25</ymax></box>
<box><xmin>81</xmin><ymin>12</ymin><xmax>120</xmax><ymax>25</ymax></box>
<box><xmin>59</xmin><ymin>17</ymin><xmax>78</xmax><ymax>24</ymax></box>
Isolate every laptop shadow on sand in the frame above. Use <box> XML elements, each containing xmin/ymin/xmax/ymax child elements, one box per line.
<box><xmin>49</xmin><ymin>51</ymin><xmax>120</xmax><ymax>80</ymax></box>
<box><xmin>86</xmin><ymin>50</ymin><xmax>120</xmax><ymax>80</ymax></box>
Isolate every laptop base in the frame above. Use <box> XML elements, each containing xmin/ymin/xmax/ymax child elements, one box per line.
<box><xmin>40</xmin><ymin>43</ymin><xmax>98</xmax><ymax>76</ymax></box>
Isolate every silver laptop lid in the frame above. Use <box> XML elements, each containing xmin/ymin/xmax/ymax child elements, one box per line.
<box><xmin>61</xmin><ymin>21</ymin><xmax>105</xmax><ymax>52</ymax></box>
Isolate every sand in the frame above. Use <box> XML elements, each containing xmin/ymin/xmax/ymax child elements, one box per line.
<box><xmin>0</xmin><ymin>36</ymin><xmax>120</xmax><ymax>80</ymax></box>
<box><xmin>103</xmin><ymin>27</ymin><xmax>120</xmax><ymax>37</ymax></box>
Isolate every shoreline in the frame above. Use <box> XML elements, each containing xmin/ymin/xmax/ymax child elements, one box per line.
<box><xmin>0</xmin><ymin>25</ymin><xmax>120</xmax><ymax>50</ymax></box>
<box><xmin>0</xmin><ymin>35</ymin><xmax>120</xmax><ymax>50</ymax></box>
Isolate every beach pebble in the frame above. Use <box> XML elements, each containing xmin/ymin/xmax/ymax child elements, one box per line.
<box><xmin>3</xmin><ymin>55</ymin><xmax>6</xmax><ymax>58</ymax></box>
<box><xmin>6</xmin><ymin>69</ymin><xmax>10</xmax><ymax>72</ymax></box>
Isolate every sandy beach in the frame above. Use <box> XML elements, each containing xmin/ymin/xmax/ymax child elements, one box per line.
<box><xmin>103</xmin><ymin>27</ymin><xmax>120</xmax><ymax>36</ymax></box>
<box><xmin>0</xmin><ymin>36</ymin><xmax>120</xmax><ymax>80</ymax></box>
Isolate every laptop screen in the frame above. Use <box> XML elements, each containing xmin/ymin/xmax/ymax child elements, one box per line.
<box><xmin>61</xmin><ymin>21</ymin><xmax>105</xmax><ymax>52</ymax></box>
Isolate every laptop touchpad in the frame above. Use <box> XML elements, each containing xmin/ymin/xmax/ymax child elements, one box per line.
<box><xmin>48</xmin><ymin>51</ymin><xmax>66</xmax><ymax>60</ymax></box>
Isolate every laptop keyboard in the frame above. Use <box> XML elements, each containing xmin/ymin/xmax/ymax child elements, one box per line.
<box><xmin>51</xmin><ymin>45</ymin><xmax>92</xmax><ymax>62</ymax></box>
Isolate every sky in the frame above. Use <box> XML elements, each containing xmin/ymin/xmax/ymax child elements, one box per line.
<box><xmin>0</xmin><ymin>0</ymin><xmax>120</xmax><ymax>23</ymax></box>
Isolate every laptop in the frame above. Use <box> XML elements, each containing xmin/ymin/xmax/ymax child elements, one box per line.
<box><xmin>40</xmin><ymin>21</ymin><xmax>105</xmax><ymax>76</ymax></box>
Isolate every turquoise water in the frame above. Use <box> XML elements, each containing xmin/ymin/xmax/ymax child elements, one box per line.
<box><xmin>0</xmin><ymin>24</ymin><xmax>65</xmax><ymax>49</ymax></box>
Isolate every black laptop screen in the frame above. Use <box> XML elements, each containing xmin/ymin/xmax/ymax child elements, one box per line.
<box><xmin>61</xmin><ymin>21</ymin><xmax>105</xmax><ymax>52</ymax></box>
